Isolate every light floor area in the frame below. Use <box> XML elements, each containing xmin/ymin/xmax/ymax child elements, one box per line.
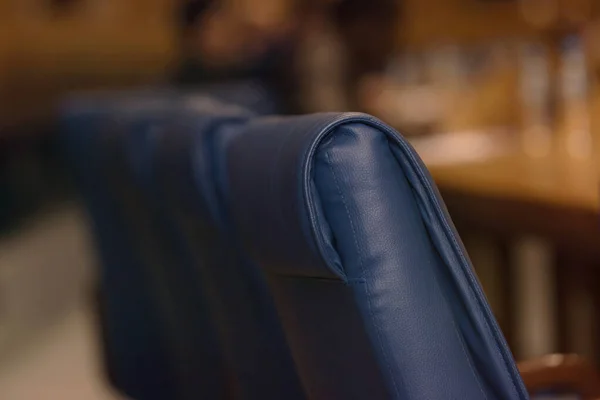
<box><xmin>0</xmin><ymin>305</ymin><xmax>124</xmax><ymax>400</ymax></box>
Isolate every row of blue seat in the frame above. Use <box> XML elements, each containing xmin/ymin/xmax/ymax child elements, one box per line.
<box><xmin>61</xmin><ymin>90</ymin><xmax>528</xmax><ymax>399</ymax></box>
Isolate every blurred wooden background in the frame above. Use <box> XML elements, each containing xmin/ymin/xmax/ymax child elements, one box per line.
<box><xmin>2</xmin><ymin>0</ymin><xmax>600</xmax><ymax>372</ymax></box>
<box><xmin>0</xmin><ymin>0</ymin><xmax>176</xmax><ymax>132</ymax></box>
<box><xmin>0</xmin><ymin>0</ymin><xmax>561</xmax><ymax>133</ymax></box>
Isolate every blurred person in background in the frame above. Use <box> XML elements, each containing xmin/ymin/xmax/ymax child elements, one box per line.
<box><xmin>172</xmin><ymin>0</ymin><xmax>299</xmax><ymax>112</ymax></box>
<box><xmin>173</xmin><ymin>0</ymin><xmax>400</xmax><ymax>114</ymax></box>
<box><xmin>333</xmin><ymin>0</ymin><xmax>400</xmax><ymax>109</ymax></box>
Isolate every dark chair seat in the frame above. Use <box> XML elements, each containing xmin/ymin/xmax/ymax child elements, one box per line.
<box><xmin>223</xmin><ymin>112</ymin><xmax>529</xmax><ymax>399</ymax></box>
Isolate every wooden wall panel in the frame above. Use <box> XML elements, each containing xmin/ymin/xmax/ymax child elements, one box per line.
<box><xmin>402</xmin><ymin>0</ymin><xmax>535</xmax><ymax>47</ymax></box>
<box><xmin>0</xmin><ymin>0</ymin><xmax>177</xmax><ymax>131</ymax></box>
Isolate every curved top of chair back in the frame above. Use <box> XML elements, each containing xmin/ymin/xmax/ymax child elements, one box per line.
<box><xmin>224</xmin><ymin>112</ymin><xmax>529</xmax><ymax>399</ymax></box>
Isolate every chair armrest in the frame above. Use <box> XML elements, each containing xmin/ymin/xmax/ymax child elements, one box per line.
<box><xmin>518</xmin><ymin>354</ymin><xmax>600</xmax><ymax>399</ymax></box>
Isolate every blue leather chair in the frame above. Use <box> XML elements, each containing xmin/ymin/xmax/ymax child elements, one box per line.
<box><xmin>61</xmin><ymin>84</ymin><xmax>281</xmax><ymax>399</ymax></box>
<box><xmin>61</xmin><ymin>95</ymin><xmax>182</xmax><ymax>400</ymax></box>
<box><xmin>222</xmin><ymin>112</ymin><xmax>529</xmax><ymax>399</ymax></box>
<box><xmin>95</xmin><ymin>101</ymin><xmax>233</xmax><ymax>400</ymax></box>
<box><xmin>150</xmin><ymin>97</ymin><xmax>306</xmax><ymax>400</ymax></box>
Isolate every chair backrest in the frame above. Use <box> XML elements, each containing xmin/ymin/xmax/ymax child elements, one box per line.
<box><xmin>61</xmin><ymin>95</ymin><xmax>182</xmax><ymax>400</ymax></box>
<box><xmin>96</xmin><ymin>100</ymin><xmax>232</xmax><ymax>400</ymax></box>
<box><xmin>151</xmin><ymin>97</ymin><xmax>306</xmax><ymax>400</ymax></box>
<box><xmin>61</xmin><ymin>89</ymin><xmax>284</xmax><ymax>400</ymax></box>
<box><xmin>223</xmin><ymin>112</ymin><xmax>529</xmax><ymax>399</ymax></box>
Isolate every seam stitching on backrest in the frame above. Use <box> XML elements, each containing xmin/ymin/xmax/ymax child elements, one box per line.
<box><xmin>325</xmin><ymin>149</ymin><xmax>401</xmax><ymax>399</ymax></box>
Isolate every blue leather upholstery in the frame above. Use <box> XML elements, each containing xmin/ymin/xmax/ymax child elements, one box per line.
<box><xmin>61</xmin><ymin>96</ymin><xmax>180</xmax><ymax>400</ymax></box>
<box><xmin>96</xmin><ymin>101</ymin><xmax>231</xmax><ymax>400</ymax></box>
<box><xmin>65</xmin><ymin>95</ymin><xmax>251</xmax><ymax>400</ymax></box>
<box><xmin>223</xmin><ymin>113</ymin><xmax>529</xmax><ymax>399</ymax></box>
<box><xmin>151</xmin><ymin>98</ymin><xmax>306</xmax><ymax>400</ymax></box>
<box><xmin>61</xmin><ymin>86</ymin><xmax>279</xmax><ymax>399</ymax></box>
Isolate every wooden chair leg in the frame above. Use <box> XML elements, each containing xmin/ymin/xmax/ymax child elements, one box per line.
<box><xmin>555</xmin><ymin>249</ymin><xmax>572</xmax><ymax>355</ymax></box>
<box><xmin>497</xmin><ymin>238</ymin><xmax>515</xmax><ymax>352</ymax></box>
<box><xmin>555</xmin><ymin>249</ymin><xmax>597</xmax><ymax>362</ymax></box>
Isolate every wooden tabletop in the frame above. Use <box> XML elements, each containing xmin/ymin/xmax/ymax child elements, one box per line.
<box><xmin>429</xmin><ymin>151</ymin><xmax>600</xmax><ymax>213</ymax></box>
<box><xmin>413</xmin><ymin>131</ymin><xmax>600</xmax><ymax>251</ymax></box>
